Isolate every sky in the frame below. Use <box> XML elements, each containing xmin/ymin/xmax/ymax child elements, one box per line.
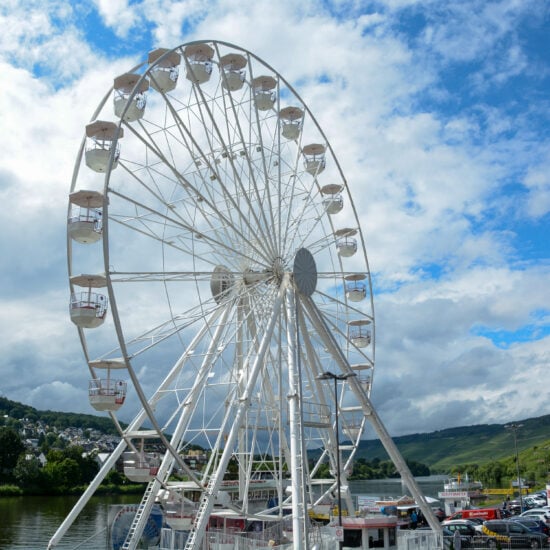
<box><xmin>0</xmin><ymin>0</ymin><xmax>548</xmax><ymax>440</ymax></box>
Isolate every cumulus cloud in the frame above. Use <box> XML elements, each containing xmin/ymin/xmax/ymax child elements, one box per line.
<box><xmin>0</xmin><ymin>0</ymin><xmax>548</xmax><ymax>439</ymax></box>
<box><xmin>523</xmin><ymin>163</ymin><xmax>550</xmax><ymax>219</ymax></box>
<box><xmin>93</xmin><ymin>0</ymin><xmax>139</xmax><ymax>38</ymax></box>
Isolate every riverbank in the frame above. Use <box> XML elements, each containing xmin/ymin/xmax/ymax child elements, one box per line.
<box><xmin>0</xmin><ymin>482</ymin><xmax>145</xmax><ymax>497</ymax></box>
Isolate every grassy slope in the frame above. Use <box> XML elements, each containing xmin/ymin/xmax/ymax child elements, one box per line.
<box><xmin>356</xmin><ymin>414</ymin><xmax>550</xmax><ymax>470</ymax></box>
<box><xmin>4</xmin><ymin>394</ymin><xmax>550</xmax><ymax>472</ymax></box>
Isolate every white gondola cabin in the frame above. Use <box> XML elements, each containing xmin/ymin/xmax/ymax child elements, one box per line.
<box><xmin>68</xmin><ymin>190</ymin><xmax>103</xmax><ymax>244</ymax></box>
<box><xmin>123</xmin><ymin>443</ymin><xmax>161</xmax><ymax>483</ymax></box>
<box><xmin>321</xmin><ymin>183</ymin><xmax>344</xmax><ymax>214</ymax></box>
<box><xmin>148</xmin><ymin>48</ymin><xmax>181</xmax><ymax>93</ymax></box>
<box><xmin>348</xmin><ymin>319</ymin><xmax>371</xmax><ymax>348</ymax></box>
<box><xmin>252</xmin><ymin>75</ymin><xmax>277</xmax><ymax>111</ymax></box>
<box><xmin>84</xmin><ymin>120</ymin><xmax>123</xmax><ymax>173</ymax></box>
<box><xmin>69</xmin><ymin>274</ymin><xmax>108</xmax><ymax>329</ymax></box>
<box><xmin>184</xmin><ymin>43</ymin><xmax>214</xmax><ymax>84</ymax></box>
<box><xmin>123</xmin><ymin>456</ymin><xmax>160</xmax><ymax>483</ymax></box>
<box><xmin>302</xmin><ymin>143</ymin><xmax>326</xmax><ymax>176</ymax></box>
<box><xmin>335</xmin><ymin>228</ymin><xmax>358</xmax><ymax>257</ymax></box>
<box><xmin>88</xmin><ymin>359</ymin><xmax>127</xmax><ymax>412</ymax></box>
<box><xmin>279</xmin><ymin>106</ymin><xmax>304</xmax><ymax>140</ymax></box>
<box><xmin>210</xmin><ymin>265</ymin><xmax>235</xmax><ymax>304</ymax></box>
<box><xmin>344</xmin><ymin>274</ymin><xmax>367</xmax><ymax>302</ymax></box>
<box><xmin>356</xmin><ymin>373</ymin><xmax>372</xmax><ymax>394</ymax></box>
<box><xmin>219</xmin><ymin>53</ymin><xmax>247</xmax><ymax>91</ymax></box>
<box><xmin>350</xmin><ymin>362</ymin><xmax>372</xmax><ymax>371</ymax></box>
<box><xmin>156</xmin><ymin>487</ymin><xmax>205</xmax><ymax>532</ymax></box>
<box><xmin>113</xmin><ymin>73</ymin><xmax>149</xmax><ymax>122</ymax></box>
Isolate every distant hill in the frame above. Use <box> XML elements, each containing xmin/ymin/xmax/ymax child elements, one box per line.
<box><xmin>2</xmin><ymin>394</ymin><xmax>550</xmax><ymax>471</ymax></box>
<box><xmin>0</xmin><ymin>396</ymin><xmax>120</xmax><ymax>435</ymax></box>
<box><xmin>356</xmin><ymin>414</ymin><xmax>550</xmax><ymax>471</ymax></box>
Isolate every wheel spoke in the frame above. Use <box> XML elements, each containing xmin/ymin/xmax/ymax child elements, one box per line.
<box><xmin>61</xmin><ymin>39</ymin><xmax>381</xmax><ymax>550</ymax></box>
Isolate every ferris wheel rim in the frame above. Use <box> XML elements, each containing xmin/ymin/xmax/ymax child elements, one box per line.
<box><xmin>65</xmin><ymin>38</ymin><xmax>376</xmax><ymax>549</ymax></box>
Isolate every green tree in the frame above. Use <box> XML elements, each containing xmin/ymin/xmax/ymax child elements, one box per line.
<box><xmin>45</xmin><ymin>445</ymin><xmax>99</xmax><ymax>487</ymax></box>
<box><xmin>406</xmin><ymin>459</ymin><xmax>431</xmax><ymax>477</ymax></box>
<box><xmin>0</xmin><ymin>427</ymin><xmax>25</xmax><ymax>481</ymax></box>
<box><xmin>44</xmin><ymin>432</ymin><xmax>58</xmax><ymax>449</ymax></box>
<box><xmin>46</xmin><ymin>449</ymin><xmax>65</xmax><ymax>463</ymax></box>
<box><xmin>103</xmin><ymin>469</ymin><xmax>124</xmax><ymax>485</ymax></box>
<box><xmin>13</xmin><ymin>454</ymin><xmax>43</xmax><ymax>489</ymax></box>
<box><xmin>43</xmin><ymin>458</ymin><xmax>81</xmax><ymax>492</ymax></box>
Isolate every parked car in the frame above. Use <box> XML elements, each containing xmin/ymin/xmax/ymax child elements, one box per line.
<box><xmin>508</xmin><ymin>499</ymin><xmax>526</xmax><ymax>515</ymax></box>
<box><xmin>447</xmin><ymin>507</ymin><xmax>504</xmax><ymax>522</ymax></box>
<box><xmin>510</xmin><ymin>516</ymin><xmax>550</xmax><ymax>535</ymax></box>
<box><xmin>417</xmin><ymin>526</ymin><xmax>471</xmax><ymax>549</ymax></box>
<box><xmin>520</xmin><ymin>508</ymin><xmax>550</xmax><ymax>523</ymax></box>
<box><xmin>464</xmin><ymin>517</ymin><xmax>485</xmax><ymax>530</ymax></box>
<box><xmin>525</xmin><ymin>496</ymin><xmax>547</xmax><ymax>508</ymax></box>
<box><xmin>482</xmin><ymin>520</ymin><xmax>549</xmax><ymax>548</ymax></box>
<box><xmin>441</xmin><ymin>519</ymin><xmax>479</xmax><ymax>536</ymax></box>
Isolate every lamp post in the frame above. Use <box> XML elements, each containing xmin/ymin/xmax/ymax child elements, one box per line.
<box><xmin>317</xmin><ymin>371</ymin><xmax>357</xmax><ymax>549</ymax></box>
<box><xmin>505</xmin><ymin>423</ymin><xmax>523</xmax><ymax>512</ymax></box>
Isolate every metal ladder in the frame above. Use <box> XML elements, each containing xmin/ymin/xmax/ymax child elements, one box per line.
<box><xmin>120</xmin><ymin>479</ymin><xmax>157</xmax><ymax>550</ymax></box>
<box><xmin>182</xmin><ymin>475</ymin><xmax>218</xmax><ymax>550</ymax></box>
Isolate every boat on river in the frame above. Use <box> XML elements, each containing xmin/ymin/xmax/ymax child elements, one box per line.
<box><xmin>438</xmin><ymin>474</ymin><xmax>486</xmax><ymax>517</ymax></box>
<box><xmin>443</xmin><ymin>475</ymin><xmax>483</xmax><ymax>492</ymax></box>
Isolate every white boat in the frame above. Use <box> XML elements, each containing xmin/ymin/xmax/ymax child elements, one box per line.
<box><xmin>443</xmin><ymin>475</ymin><xmax>483</xmax><ymax>492</ymax></box>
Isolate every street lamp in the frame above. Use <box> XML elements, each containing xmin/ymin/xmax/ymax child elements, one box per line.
<box><xmin>317</xmin><ymin>371</ymin><xmax>357</xmax><ymax>549</ymax></box>
<box><xmin>505</xmin><ymin>423</ymin><xmax>524</xmax><ymax>512</ymax></box>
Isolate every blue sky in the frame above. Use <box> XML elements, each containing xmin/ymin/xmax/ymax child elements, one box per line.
<box><xmin>0</xmin><ymin>0</ymin><xmax>548</xmax><ymax>436</ymax></box>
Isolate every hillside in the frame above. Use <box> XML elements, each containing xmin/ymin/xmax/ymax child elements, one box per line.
<box><xmin>356</xmin><ymin>414</ymin><xmax>550</xmax><ymax>470</ymax></box>
<box><xmin>2</xmin><ymin>394</ymin><xmax>550</xmax><ymax>473</ymax></box>
<box><xmin>0</xmin><ymin>396</ymin><xmax>120</xmax><ymax>435</ymax></box>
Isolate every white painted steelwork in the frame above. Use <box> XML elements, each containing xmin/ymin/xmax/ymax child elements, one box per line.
<box><xmin>55</xmin><ymin>39</ymin><xmax>439</xmax><ymax>550</ymax></box>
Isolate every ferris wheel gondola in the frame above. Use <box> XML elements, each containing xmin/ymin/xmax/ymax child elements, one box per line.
<box><xmin>51</xmin><ymin>40</ymin><xmax>439</xmax><ymax>550</ymax></box>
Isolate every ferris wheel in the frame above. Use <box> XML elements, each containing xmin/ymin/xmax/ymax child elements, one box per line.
<box><xmin>52</xmin><ymin>40</ymin><xmax>437</xmax><ymax>550</ymax></box>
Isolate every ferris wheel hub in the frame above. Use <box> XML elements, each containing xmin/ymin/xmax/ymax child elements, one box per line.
<box><xmin>63</xmin><ymin>39</ymin><xmax>375</xmax><ymax>550</ymax></box>
<box><xmin>293</xmin><ymin>248</ymin><xmax>317</xmax><ymax>296</ymax></box>
<box><xmin>272</xmin><ymin>257</ymin><xmax>285</xmax><ymax>283</ymax></box>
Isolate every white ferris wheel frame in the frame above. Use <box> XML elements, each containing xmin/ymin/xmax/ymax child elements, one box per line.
<box><xmin>53</xmin><ymin>39</ymin><xmax>440</xmax><ymax>550</ymax></box>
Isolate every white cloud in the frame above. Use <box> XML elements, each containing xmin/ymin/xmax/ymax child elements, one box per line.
<box><xmin>523</xmin><ymin>163</ymin><xmax>550</xmax><ymax>219</ymax></box>
<box><xmin>93</xmin><ymin>0</ymin><xmax>139</xmax><ymax>38</ymax></box>
<box><xmin>0</xmin><ymin>0</ymin><xmax>548</xmax><ymax>440</ymax></box>
<box><xmin>0</xmin><ymin>1</ymin><xmax>97</xmax><ymax>80</ymax></box>
<box><xmin>26</xmin><ymin>381</ymin><xmax>88</xmax><ymax>413</ymax></box>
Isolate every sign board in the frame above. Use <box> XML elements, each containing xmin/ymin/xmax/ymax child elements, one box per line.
<box><xmin>333</xmin><ymin>525</ymin><xmax>344</xmax><ymax>542</ymax></box>
<box><xmin>357</xmin><ymin>495</ymin><xmax>380</xmax><ymax>512</ymax></box>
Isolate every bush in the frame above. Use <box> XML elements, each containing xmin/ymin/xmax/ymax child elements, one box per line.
<box><xmin>0</xmin><ymin>484</ymin><xmax>24</xmax><ymax>496</ymax></box>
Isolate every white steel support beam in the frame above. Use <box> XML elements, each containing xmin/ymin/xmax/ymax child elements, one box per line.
<box><xmin>183</xmin><ymin>274</ymin><xmax>289</xmax><ymax>549</ymax></box>
<box><xmin>285</xmin><ymin>288</ymin><xmax>306</xmax><ymax>549</ymax></box>
<box><xmin>122</xmin><ymin>302</ymin><xmax>234</xmax><ymax>549</ymax></box>
<box><xmin>47</xmin><ymin>307</ymin><xmax>224</xmax><ymax>548</ymax></box>
<box><xmin>301</xmin><ymin>295</ymin><xmax>442</xmax><ymax>535</ymax></box>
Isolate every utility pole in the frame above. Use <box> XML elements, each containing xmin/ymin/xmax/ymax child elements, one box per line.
<box><xmin>505</xmin><ymin>423</ymin><xmax>523</xmax><ymax>512</ymax></box>
<box><xmin>317</xmin><ymin>371</ymin><xmax>357</xmax><ymax>549</ymax></box>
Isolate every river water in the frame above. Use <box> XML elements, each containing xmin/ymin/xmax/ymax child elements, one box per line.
<box><xmin>0</xmin><ymin>494</ymin><xmax>138</xmax><ymax>550</ymax></box>
<box><xmin>0</xmin><ymin>477</ymin><xmax>448</xmax><ymax>550</ymax></box>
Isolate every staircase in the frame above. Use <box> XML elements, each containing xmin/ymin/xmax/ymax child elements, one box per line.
<box><xmin>121</xmin><ymin>480</ymin><xmax>157</xmax><ymax>550</ymax></box>
<box><xmin>182</xmin><ymin>475</ymin><xmax>218</xmax><ymax>550</ymax></box>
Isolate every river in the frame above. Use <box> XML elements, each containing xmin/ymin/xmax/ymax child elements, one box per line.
<box><xmin>0</xmin><ymin>477</ymin><xmax>448</xmax><ymax>549</ymax></box>
<box><xmin>0</xmin><ymin>494</ymin><xmax>138</xmax><ymax>550</ymax></box>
